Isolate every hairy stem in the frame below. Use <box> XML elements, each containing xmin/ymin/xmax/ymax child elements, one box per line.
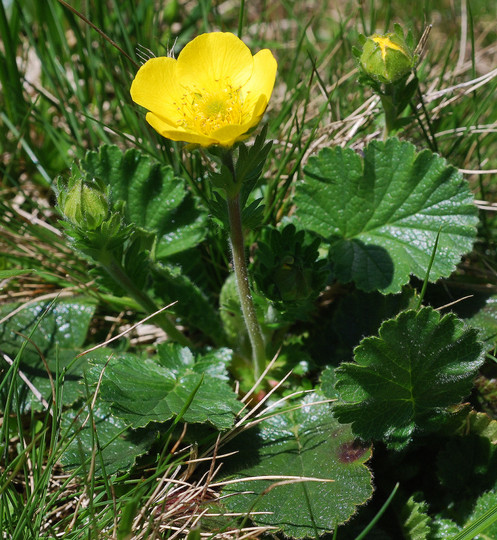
<box><xmin>226</xmin><ymin>193</ymin><xmax>266</xmax><ymax>379</ymax></box>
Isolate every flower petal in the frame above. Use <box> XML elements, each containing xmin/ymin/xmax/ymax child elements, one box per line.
<box><xmin>210</xmin><ymin>112</ymin><xmax>265</xmax><ymax>147</ymax></box>
<box><xmin>176</xmin><ymin>32</ymin><xmax>254</xmax><ymax>90</ymax></box>
<box><xmin>241</xmin><ymin>49</ymin><xmax>277</xmax><ymax>117</ymax></box>
<box><xmin>130</xmin><ymin>57</ymin><xmax>183</xmax><ymax>125</ymax></box>
<box><xmin>145</xmin><ymin>112</ymin><xmax>217</xmax><ymax>146</ymax></box>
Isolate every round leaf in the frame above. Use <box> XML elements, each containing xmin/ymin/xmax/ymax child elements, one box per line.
<box><xmin>334</xmin><ymin>307</ymin><xmax>484</xmax><ymax>447</ymax></box>
<box><xmin>223</xmin><ymin>394</ymin><xmax>373</xmax><ymax>537</ymax></box>
<box><xmin>295</xmin><ymin>138</ymin><xmax>478</xmax><ymax>293</ymax></box>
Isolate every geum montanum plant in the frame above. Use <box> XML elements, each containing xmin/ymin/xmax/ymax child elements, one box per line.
<box><xmin>131</xmin><ymin>31</ymin><xmax>277</xmax><ymax>378</ymax></box>
<box><xmin>11</xmin><ymin>18</ymin><xmax>490</xmax><ymax>538</ymax></box>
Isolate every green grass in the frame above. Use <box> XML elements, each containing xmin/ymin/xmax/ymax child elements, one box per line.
<box><xmin>3</xmin><ymin>0</ymin><xmax>497</xmax><ymax>538</ymax></box>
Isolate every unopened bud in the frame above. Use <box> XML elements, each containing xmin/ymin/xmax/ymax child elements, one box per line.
<box><xmin>62</xmin><ymin>178</ymin><xmax>108</xmax><ymax>230</ymax></box>
<box><xmin>360</xmin><ymin>31</ymin><xmax>414</xmax><ymax>84</ymax></box>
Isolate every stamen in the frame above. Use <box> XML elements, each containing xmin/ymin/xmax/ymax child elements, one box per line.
<box><xmin>177</xmin><ymin>78</ymin><xmax>247</xmax><ymax>135</ymax></box>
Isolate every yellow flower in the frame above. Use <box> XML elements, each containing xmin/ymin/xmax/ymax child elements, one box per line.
<box><xmin>130</xmin><ymin>32</ymin><xmax>277</xmax><ymax>147</ymax></box>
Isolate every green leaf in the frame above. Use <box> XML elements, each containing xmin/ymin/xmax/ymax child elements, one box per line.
<box><xmin>400</xmin><ymin>494</ymin><xmax>431</xmax><ymax>540</ymax></box>
<box><xmin>81</xmin><ymin>145</ymin><xmax>207</xmax><ymax>258</ymax></box>
<box><xmin>223</xmin><ymin>394</ymin><xmax>373</xmax><ymax>538</ymax></box>
<box><xmin>429</xmin><ymin>518</ymin><xmax>461</xmax><ymax>539</ymax></box>
<box><xmin>463</xmin><ymin>490</ymin><xmax>497</xmax><ymax>540</ymax></box>
<box><xmin>153</xmin><ymin>196</ymin><xmax>207</xmax><ymax>259</ymax></box>
<box><xmin>207</xmin><ymin>127</ymin><xmax>271</xmax><ymax>226</ymax></box>
<box><xmin>442</xmin><ymin>490</ymin><xmax>497</xmax><ymax>540</ymax></box>
<box><xmin>295</xmin><ymin>139</ymin><xmax>478</xmax><ymax>293</ymax></box>
<box><xmin>157</xmin><ymin>343</ymin><xmax>232</xmax><ymax>380</ymax></box>
<box><xmin>60</xmin><ymin>401</ymin><xmax>154</xmax><ymax>475</ymax></box>
<box><xmin>334</xmin><ymin>307</ymin><xmax>484</xmax><ymax>448</ymax></box>
<box><xmin>253</xmin><ymin>224</ymin><xmax>329</xmax><ymax>308</ymax></box>
<box><xmin>0</xmin><ymin>269</ymin><xmax>35</xmax><ymax>279</ymax></box>
<box><xmin>466</xmin><ymin>294</ymin><xmax>497</xmax><ymax>352</ymax></box>
<box><xmin>320</xmin><ymin>366</ymin><xmax>339</xmax><ymax>399</ymax></box>
<box><xmin>0</xmin><ymin>298</ymin><xmax>96</xmax><ymax>411</ymax></box>
<box><xmin>87</xmin><ymin>347</ymin><xmax>240</xmax><ymax>430</ymax></box>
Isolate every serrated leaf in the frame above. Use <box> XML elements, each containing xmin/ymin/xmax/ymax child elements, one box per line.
<box><xmin>0</xmin><ymin>298</ymin><xmax>96</xmax><ymax>411</ymax></box>
<box><xmin>401</xmin><ymin>494</ymin><xmax>431</xmax><ymax>540</ymax></box>
<box><xmin>86</xmin><ymin>349</ymin><xmax>240</xmax><ymax>430</ymax></box>
<box><xmin>295</xmin><ymin>139</ymin><xmax>478</xmax><ymax>293</ymax></box>
<box><xmin>223</xmin><ymin>394</ymin><xmax>373</xmax><ymax>538</ymax></box>
<box><xmin>60</xmin><ymin>401</ymin><xmax>154</xmax><ymax>475</ymax></box>
<box><xmin>334</xmin><ymin>307</ymin><xmax>484</xmax><ymax>447</ymax></box>
<box><xmin>81</xmin><ymin>145</ymin><xmax>206</xmax><ymax>258</ymax></box>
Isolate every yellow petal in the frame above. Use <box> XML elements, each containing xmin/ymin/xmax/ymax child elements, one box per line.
<box><xmin>145</xmin><ymin>112</ymin><xmax>217</xmax><ymax>146</ymax></box>
<box><xmin>210</xmin><ymin>112</ymin><xmax>264</xmax><ymax>147</ymax></box>
<box><xmin>130</xmin><ymin>57</ymin><xmax>183</xmax><ymax>125</ymax></box>
<box><xmin>209</xmin><ymin>124</ymin><xmax>248</xmax><ymax>147</ymax></box>
<box><xmin>176</xmin><ymin>32</ymin><xmax>254</xmax><ymax>90</ymax></box>
<box><xmin>241</xmin><ymin>48</ymin><xmax>277</xmax><ymax>117</ymax></box>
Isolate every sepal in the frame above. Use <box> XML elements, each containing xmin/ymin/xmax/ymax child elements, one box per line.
<box><xmin>56</xmin><ymin>169</ymin><xmax>109</xmax><ymax>230</ymax></box>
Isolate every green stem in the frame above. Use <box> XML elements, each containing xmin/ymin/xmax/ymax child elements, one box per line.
<box><xmin>380</xmin><ymin>89</ymin><xmax>397</xmax><ymax>141</ymax></box>
<box><xmin>100</xmin><ymin>252</ymin><xmax>193</xmax><ymax>347</ymax></box>
<box><xmin>226</xmin><ymin>193</ymin><xmax>266</xmax><ymax>379</ymax></box>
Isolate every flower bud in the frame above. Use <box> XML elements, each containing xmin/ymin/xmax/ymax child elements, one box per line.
<box><xmin>62</xmin><ymin>178</ymin><xmax>109</xmax><ymax>230</ymax></box>
<box><xmin>359</xmin><ymin>31</ymin><xmax>414</xmax><ymax>84</ymax></box>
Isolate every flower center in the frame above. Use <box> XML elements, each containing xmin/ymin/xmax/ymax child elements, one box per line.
<box><xmin>177</xmin><ymin>80</ymin><xmax>246</xmax><ymax>136</ymax></box>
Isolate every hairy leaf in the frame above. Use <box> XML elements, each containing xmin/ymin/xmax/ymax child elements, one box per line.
<box><xmin>334</xmin><ymin>307</ymin><xmax>483</xmax><ymax>447</ymax></box>
<box><xmin>0</xmin><ymin>298</ymin><xmax>96</xmax><ymax>411</ymax></box>
<box><xmin>223</xmin><ymin>394</ymin><xmax>373</xmax><ymax>538</ymax></box>
<box><xmin>295</xmin><ymin>139</ymin><xmax>478</xmax><ymax>293</ymax></box>
<box><xmin>60</xmin><ymin>401</ymin><xmax>154</xmax><ymax>475</ymax></box>
<box><xmin>87</xmin><ymin>347</ymin><xmax>240</xmax><ymax>430</ymax></box>
<box><xmin>429</xmin><ymin>518</ymin><xmax>461</xmax><ymax>539</ymax></box>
